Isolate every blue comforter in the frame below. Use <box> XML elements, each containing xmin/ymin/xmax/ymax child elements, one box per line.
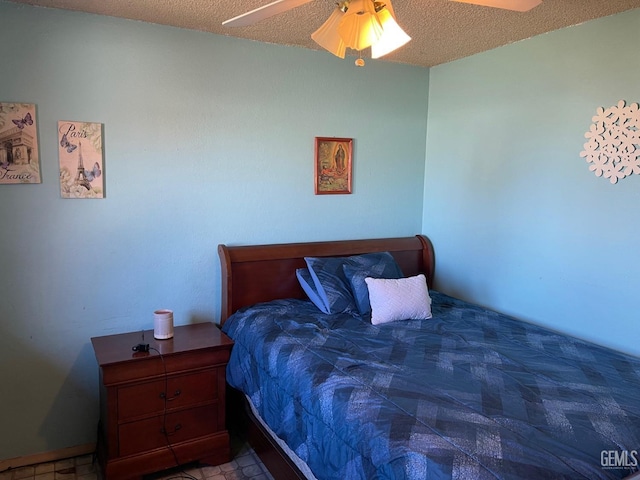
<box><xmin>222</xmin><ymin>291</ymin><xmax>640</xmax><ymax>479</ymax></box>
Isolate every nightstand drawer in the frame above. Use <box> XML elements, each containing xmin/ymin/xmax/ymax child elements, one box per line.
<box><xmin>118</xmin><ymin>369</ymin><xmax>218</xmax><ymax>421</ymax></box>
<box><xmin>118</xmin><ymin>404</ymin><xmax>218</xmax><ymax>457</ymax></box>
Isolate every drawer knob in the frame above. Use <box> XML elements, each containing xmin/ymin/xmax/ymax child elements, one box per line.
<box><xmin>160</xmin><ymin>423</ymin><xmax>182</xmax><ymax>436</ymax></box>
<box><xmin>159</xmin><ymin>389</ymin><xmax>181</xmax><ymax>401</ymax></box>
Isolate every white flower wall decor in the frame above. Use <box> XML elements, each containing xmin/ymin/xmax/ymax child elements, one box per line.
<box><xmin>580</xmin><ymin>100</ymin><xmax>640</xmax><ymax>184</ymax></box>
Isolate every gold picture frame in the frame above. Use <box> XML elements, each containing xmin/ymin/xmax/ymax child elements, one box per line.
<box><xmin>314</xmin><ymin>137</ymin><xmax>353</xmax><ymax>195</ymax></box>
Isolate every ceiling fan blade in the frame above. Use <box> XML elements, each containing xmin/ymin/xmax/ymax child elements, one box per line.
<box><xmin>449</xmin><ymin>0</ymin><xmax>542</xmax><ymax>12</ymax></box>
<box><xmin>223</xmin><ymin>0</ymin><xmax>316</xmax><ymax>27</ymax></box>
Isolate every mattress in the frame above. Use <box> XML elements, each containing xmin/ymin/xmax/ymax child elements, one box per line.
<box><xmin>222</xmin><ymin>291</ymin><xmax>640</xmax><ymax>479</ymax></box>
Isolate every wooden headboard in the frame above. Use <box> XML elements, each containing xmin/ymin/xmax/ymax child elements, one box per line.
<box><xmin>218</xmin><ymin>235</ymin><xmax>435</xmax><ymax>325</ymax></box>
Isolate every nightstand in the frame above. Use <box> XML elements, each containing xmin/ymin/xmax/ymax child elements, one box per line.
<box><xmin>91</xmin><ymin>322</ymin><xmax>234</xmax><ymax>480</ymax></box>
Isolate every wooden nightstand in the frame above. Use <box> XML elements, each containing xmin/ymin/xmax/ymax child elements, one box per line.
<box><xmin>91</xmin><ymin>322</ymin><xmax>234</xmax><ymax>480</ymax></box>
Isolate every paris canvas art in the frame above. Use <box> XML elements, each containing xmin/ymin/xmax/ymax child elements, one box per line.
<box><xmin>58</xmin><ymin>121</ymin><xmax>104</xmax><ymax>198</ymax></box>
<box><xmin>0</xmin><ymin>102</ymin><xmax>41</xmax><ymax>184</ymax></box>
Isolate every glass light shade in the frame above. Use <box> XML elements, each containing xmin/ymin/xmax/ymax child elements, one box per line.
<box><xmin>338</xmin><ymin>0</ymin><xmax>383</xmax><ymax>51</ymax></box>
<box><xmin>371</xmin><ymin>7</ymin><xmax>411</xmax><ymax>58</ymax></box>
<box><xmin>311</xmin><ymin>7</ymin><xmax>346</xmax><ymax>58</ymax></box>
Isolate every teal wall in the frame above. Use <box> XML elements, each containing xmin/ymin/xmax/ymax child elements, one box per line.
<box><xmin>2</xmin><ymin>0</ymin><xmax>639</xmax><ymax>464</ymax></box>
<box><xmin>424</xmin><ymin>10</ymin><xmax>640</xmax><ymax>357</ymax></box>
<box><xmin>0</xmin><ymin>1</ymin><xmax>429</xmax><ymax>460</ymax></box>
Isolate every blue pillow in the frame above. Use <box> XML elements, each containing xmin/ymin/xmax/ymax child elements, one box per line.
<box><xmin>305</xmin><ymin>257</ymin><xmax>357</xmax><ymax>314</ymax></box>
<box><xmin>305</xmin><ymin>252</ymin><xmax>403</xmax><ymax>315</ymax></box>
<box><xmin>296</xmin><ymin>268</ymin><xmax>329</xmax><ymax>313</ymax></box>
<box><xmin>343</xmin><ymin>253</ymin><xmax>404</xmax><ymax>315</ymax></box>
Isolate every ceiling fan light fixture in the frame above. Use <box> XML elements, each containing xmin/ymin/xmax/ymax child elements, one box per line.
<box><xmin>338</xmin><ymin>0</ymin><xmax>384</xmax><ymax>51</ymax></box>
<box><xmin>311</xmin><ymin>5</ymin><xmax>347</xmax><ymax>58</ymax></box>
<box><xmin>370</xmin><ymin>5</ymin><xmax>411</xmax><ymax>58</ymax></box>
<box><xmin>308</xmin><ymin>0</ymin><xmax>411</xmax><ymax>62</ymax></box>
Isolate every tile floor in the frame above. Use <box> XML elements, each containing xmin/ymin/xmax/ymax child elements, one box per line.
<box><xmin>0</xmin><ymin>443</ymin><xmax>274</xmax><ymax>480</ymax></box>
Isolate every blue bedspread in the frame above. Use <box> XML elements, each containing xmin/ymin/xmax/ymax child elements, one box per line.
<box><xmin>222</xmin><ymin>292</ymin><xmax>640</xmax><ymax>479</ymax></box>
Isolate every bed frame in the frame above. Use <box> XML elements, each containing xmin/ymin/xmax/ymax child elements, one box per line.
<box><xmin>217</xmin><ymin>235</ymin><xmax>435</xmax><ymax>479</ymax></box>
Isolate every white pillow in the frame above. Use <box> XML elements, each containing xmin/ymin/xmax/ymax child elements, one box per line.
<box><xmin>365</xmin><ymin>274</ymin><xmax>432</xmax><ymax>325</ymax></box>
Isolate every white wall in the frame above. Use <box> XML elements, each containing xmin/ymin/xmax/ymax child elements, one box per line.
<box><xmin>424</xmin><ymin>8</ymin><xmax>640</xmax><ymax>357</ymax></box>
<box><xmin>0</xmin><ymin>1</ymin><xmax>429</xmax><ymax>460</ymax></box>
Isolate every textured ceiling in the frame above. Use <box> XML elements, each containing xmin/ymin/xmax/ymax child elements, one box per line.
<box><xmin>7</xmin><ymin>0</ymin><xmax>640</xmax><ymax>67</ymax></box>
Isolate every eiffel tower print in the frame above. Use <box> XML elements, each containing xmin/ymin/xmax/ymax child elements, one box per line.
<box><xmin>73</xmin><ymin>142</ymin><xmax>91</xmax><ymax>190</ymax></box>
<box><xmin>59</xmin><ymin>120</ymin><xmax>104</xmax><ymax>199</ymax></box>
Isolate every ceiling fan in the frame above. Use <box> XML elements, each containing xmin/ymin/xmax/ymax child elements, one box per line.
<box><xmin>222</xmin><ymin>0</ymin><xmax>542</xmax><ymax>63</ymax></box>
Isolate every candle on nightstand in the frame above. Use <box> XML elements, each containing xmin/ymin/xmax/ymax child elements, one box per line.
<box><xmin>153</xmin><ymin>309</ymin><xmax>174</xmax><ymax>339</ymax></box>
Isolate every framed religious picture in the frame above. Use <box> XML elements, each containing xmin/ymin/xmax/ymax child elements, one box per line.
<box><xmin>0</xmin><ymin>102</ymin><xmax>41</xmax><ymax>184</ymax></box>
<box><xmin>58</xmin><ymin>120</ymin><xmax>104</xmax><ymax>198</ymax></box>
<box><xmin>314</xmin><ymin>137</ymin><xmax>353</xmax><ymax>194</ymax></box>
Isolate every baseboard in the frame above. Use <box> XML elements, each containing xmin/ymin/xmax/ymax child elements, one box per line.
<box><xmin>0</xmin><ymin>443</ymin><xmax>96</xmax><ymax>472</ymax></box>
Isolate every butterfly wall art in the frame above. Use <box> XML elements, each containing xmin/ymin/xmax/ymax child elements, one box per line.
<box><xmin>58</xmin><ymin>120</ymin><xmax>105</xmax><ymax>199</ymax></box>
<box><xmin>0</xmin><ymin>102</ymin><xmax>41</xmax><ymax>184</ymax></box>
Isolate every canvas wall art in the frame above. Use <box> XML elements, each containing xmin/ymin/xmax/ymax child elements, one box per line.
<box><xmin>58</xmin><ymin>121</ymin><xmax>104</xmax><ymax>198</ymax></box>
<box><xmin>0</xmin><ymin>102</ymin><xmax>41</xmax><ymax>184</ymax></box>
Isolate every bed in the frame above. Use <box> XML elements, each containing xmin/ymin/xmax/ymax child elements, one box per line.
<box><xmin>218</xmin><ymin>235</ymin><xmax>640</xmax><ymax>480</ymax></box>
